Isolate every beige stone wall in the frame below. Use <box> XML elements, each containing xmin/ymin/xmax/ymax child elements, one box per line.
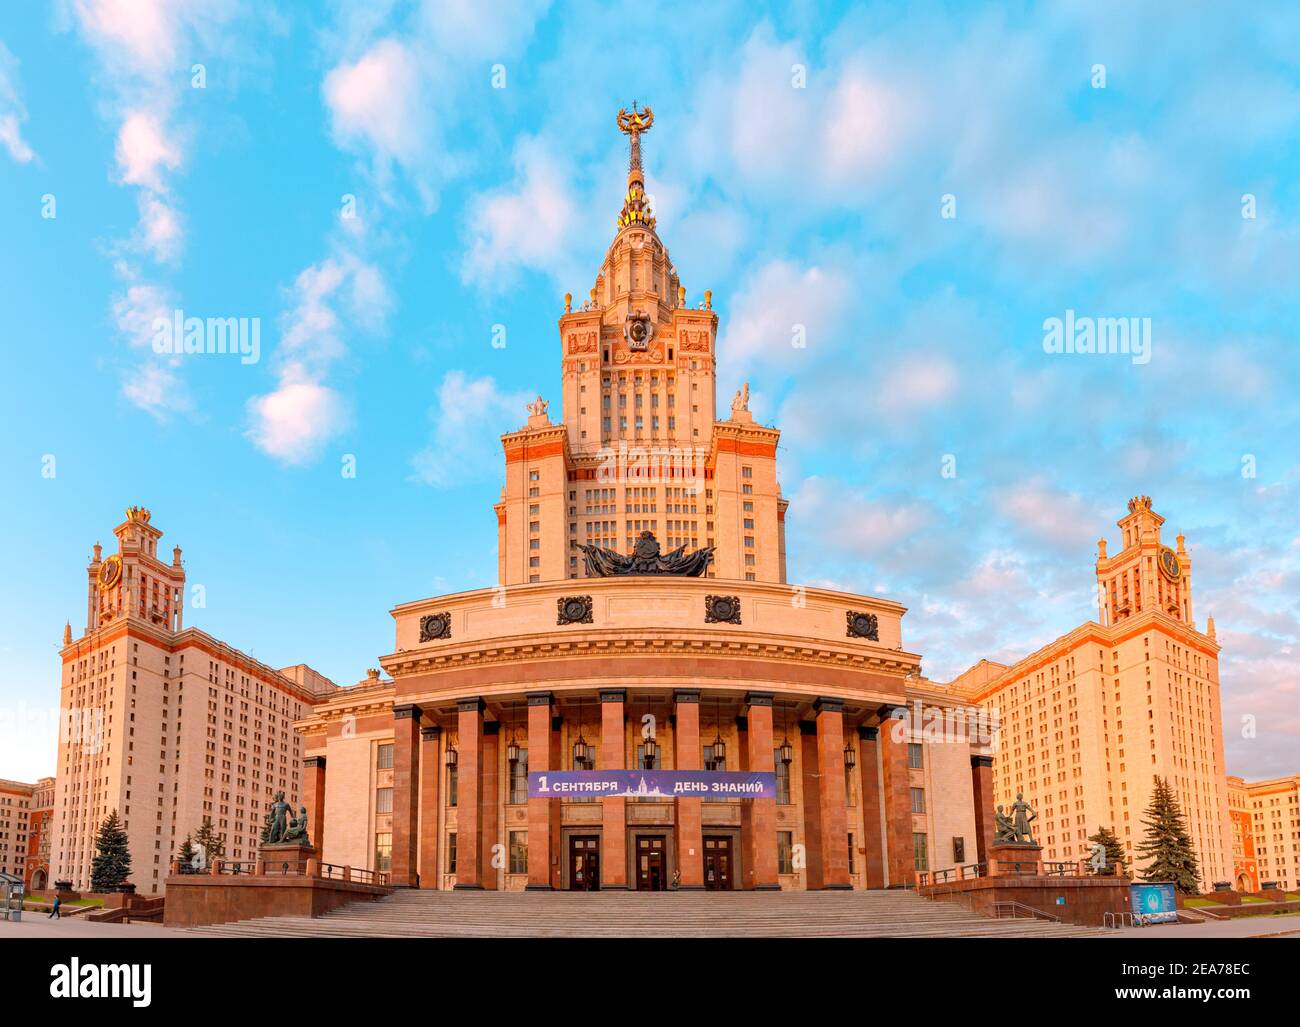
<box><xmin>1246</xmin><ymin>775</ymin><xmax>1300</xmax><ymax>889</ymax></box>
<box><xmin>0</xmin><ymin>780</ymin><xmax>34</xmax><ymax>878</ymax></box>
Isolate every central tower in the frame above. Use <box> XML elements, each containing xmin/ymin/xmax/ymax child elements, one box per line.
<box><xmin>495</xmin><ymin>106</ymin><xmax>789</xmax><ymax>586</ymax></box>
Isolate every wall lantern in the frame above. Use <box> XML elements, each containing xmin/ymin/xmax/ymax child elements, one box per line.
<box><xmin>843</xmin><ymin>742</ymin><xmax>856</xmax><ymax>769</ymax></box>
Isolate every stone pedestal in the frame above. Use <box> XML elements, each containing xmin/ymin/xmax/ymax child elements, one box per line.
<box><xmin>259</xmin><ymin>842</ymin><xmax>317</xmax><ymax>873</ymax></box>
<box><xmin>988</xmin><ymin>842</ymin><xmax>1042</xmax><ymax>876</ymax></box>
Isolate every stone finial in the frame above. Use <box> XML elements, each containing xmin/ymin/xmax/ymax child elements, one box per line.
<box><xmin>92</xmin><ymin>542</ymin><xmax>102</xmax><ymax>562</ymax></box>
<box><xmin>589</xmin><ymin>286</ymin><xmax>597</xmax><ymax>308</ymax></box>
<box><xmin>63</xmin><ymin>622</ymin><xmax>72</xmax><ymax>646</ymax></box>
<box><xmin>1207</xmin><ymin>615</ymin><xmax>1216</xmax><ymax>640</ymax></box>
<box><xmin>367</xmin><ymin>668</ymin><xmax>380</xmax><ymax>681</ymax></box>
<box><xmin>173</xmin><ymin>545</ymin><xmax>183</xmax><ymax>567</ymax></box>
<box><xmin>1176</xmin><ymin>532</ymin><xmax>1186</xmax><ymax>555</ymax></box>
<box><xmin>677</xmin><ymin>285</ymin><xmax>685</xmax><ymax>307</ymax></box>
<box><xmin>564</xmin><ymin>292</ymin><xmax>572</xmax><ymax>313</ymax></box>
<box><xmin>704</xmin><ymin>289</ymin><xmax>712</xmax><ymax>309</ymax></box>
<box><xmin>1097</xmin><ymin>538</ymin><xmax>1107</xmax><ymax>559</ymax></box>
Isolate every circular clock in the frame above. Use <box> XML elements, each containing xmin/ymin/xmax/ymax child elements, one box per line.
<box><xmin>97</xmin><ymin>554</ymin><xmax>122</xmax><ymax>591</ymax></box>
<box><xmin>562</xmin><ymin>598</ymin><xmax>589</xmax><ymax>622</ymax></box>
<box><xmin>1158</xmin><ymin>546</ymin><xmax>1181</xmax><ymax>582</ymax></box>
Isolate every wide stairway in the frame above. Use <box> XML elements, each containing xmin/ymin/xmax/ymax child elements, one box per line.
<box><xmin>186</xmin><ymin>888</ymin><xmax>1107</xmax><ymax>938</ymax></box>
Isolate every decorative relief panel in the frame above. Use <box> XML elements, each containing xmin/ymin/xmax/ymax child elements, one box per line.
<box><xmin>419</xmin><ymin>612</ymin><xmax>452</xmax><ymax>642</ymax></box>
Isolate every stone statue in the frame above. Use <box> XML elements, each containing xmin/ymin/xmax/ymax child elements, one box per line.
<box><xmin>266</xmin><ymin>790</ymin><xmax>290</xmax><ymax>845</ymax></box>
<box><xmin>731</xmin><ymin>381</ymin><xmax>750</xmax><ymax>415</ymax></box>
<box><xmin>526</xmin><ymin>395</ymin><xmax>548</xmax><ymax>418</ymax></box>
<box><xmin>994</xmin><ymin>804</ymin><xmax>1018</xmax><ymax>844</ymax></box>
<box><xmin>1008</xmin><ymin>792</ymin><xmax>1038</xmax><ymax>845</ymax></box>
<box><xmin>573</xmin><ymin>530</ymin><xmax>714</xmax><ymax>577</ymax></box>
<box><xmin>281</xmin><ymin>806</ymin><xmax>311</xmax><ymax>847</ymax></box>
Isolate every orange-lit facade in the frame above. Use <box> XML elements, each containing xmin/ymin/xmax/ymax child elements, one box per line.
<box><xmin>52</xmin><ymin>508</ymin><xmax>338</xmax><ymax>893</ymax></box>
<box><xmin>957</xmin><ymin>497</ymin><xmax>1234</xmax><ymax>889</ymax></box>
<box><xmin>297</xmin><ymin>111</ymin><xmax>994</xmax><ymax>892</ymax></box>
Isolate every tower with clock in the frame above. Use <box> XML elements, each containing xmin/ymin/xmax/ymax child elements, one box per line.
<box><xmin>1095</xmin><ymin>494</ymin><xmax>1194</xmax><ymax>627</ymax></box>
<box><xmin>85</xmin><ymin>506</ymin><xmax>186</xmax><ymax>634</ymax></box>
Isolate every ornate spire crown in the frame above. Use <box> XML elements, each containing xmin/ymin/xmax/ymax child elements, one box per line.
<box><xmin>616</xmin><ymin>102</ymin><xmax>655</xmax><ymax>230</ymax></box>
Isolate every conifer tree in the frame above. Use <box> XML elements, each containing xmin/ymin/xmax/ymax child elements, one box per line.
<box><xmin>192</xmin><ymin>816</ymin><xmax>226</xmax><ymax>868</ymax></box>
<box><xmin>1136</xmin><ymin>777</ymin><xmax>1201</xmax><ymax>894</ymax></box>
<box><xmin>89</xmin><ymin>809</ymin><xmax>132</xmax><ymax>892</ymax></box>
<box><xmin>1087</xmin><ymin>825</ymin><xmax>1128</xmax><ymax>876</ymax></box>
<box><xmin>176</xmin><ymin>834</ymin><xmax>198</xmax><ymax>874</ymax></box>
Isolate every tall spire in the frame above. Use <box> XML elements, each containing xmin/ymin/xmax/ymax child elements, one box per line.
<box><xmin>615</xmin><ymin>102</ymin><xmax>656</xmax><ymax>230</ymax></box>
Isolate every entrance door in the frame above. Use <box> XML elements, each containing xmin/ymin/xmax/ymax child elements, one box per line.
<box><xmin>703</xmin><ymin>835</ymin><xmax>734</xmax><ymax>891</ymax></box>
<box><xmin>635</xmin><ymin>835</ymin><xmax>667</xmax><ymax>891</ymax></box>
<box><xmin>569</xmin><ymin>836</ymin><xmax>600</xmax><ymax>891</ymax></box>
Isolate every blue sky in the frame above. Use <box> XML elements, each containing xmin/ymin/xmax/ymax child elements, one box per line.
<box><xmin>0</xmin><ymin>1</ymin><xmax>1296</xmax><ymax>782</ymax></box>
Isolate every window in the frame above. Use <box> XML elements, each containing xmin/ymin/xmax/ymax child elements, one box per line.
<box><xmin>774</xmin><ymin>750</ymin><xmax>792</xmax><ymax>805</ymax></box>
<box><xmin>907</xmin><ymin>743</ymin><xmax>923</xmax><ymax>769</ymax></box>
<box><xmin>508</xmin><ymin>831</ymin><xmax>528</xmax><ymax>874</ymax></box>
<box><xmin>777</xmin><ymin>832</ymin><xmax>794</xmax><ymax>874</ymax></box>
<box><xmin>374</xmin><ymin>832</ymin><xmax>392</xmax><ymax>872</ymax></box>
<box><xmin>447</xmin><ymin>764</ymin><xmax>458</xmax><ymax>807</ymax></box>
<box><xmin>376</xmin><ymin>743</ymin><xmax>394</xmax><ymax>770</ymax></box>
<box><xmin>910</xmin><ymin>787</ymin><xmax>926</xmax><ymax>813</ymax></box>
<box><xmin>508</xmin><ymin>748</ymin><xmax>529</xmax><ymax>805</ymax></box>
<box><xmin>447</xmin><ymin>833</ymin><xmax>457</xmax><ymax>874</ymax></box>
<box><xmin>913</xmin><ymin>832</ymin><xmax>929</xmax><ymax>871</ymax></box>
<box><xmin>375</xmin><ymin>787</ymin><xmax>393</xmax><ymax>814</ymax></box>
<box><xmin>952</xmin><ymin>837</ymin><xmax>966</xmax><ymax>864</ymax></box>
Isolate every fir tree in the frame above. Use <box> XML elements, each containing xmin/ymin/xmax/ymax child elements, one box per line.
<box><xmin>1087</xmin><ymin>825</ymin><xmax>1128</xmax><ymax>876</ymax></box>
<box><xmin>192</xmin><ymin>817</ymin><xmax>226</xmax><ymax>869</ymax></box>
<box><xmin>89</xmin><ymin>809</ymin><xmax>132</xmax><ymax>892</ymax></box>
<box><xmin>1136</xmin><ymin>777</ymin><xmax>1201</xmax><ymax>894</ymax></box>
<box><xmin>177</xmin><ymin>834</ymin><xmax>198</xmax><ymax>875</ymax></box>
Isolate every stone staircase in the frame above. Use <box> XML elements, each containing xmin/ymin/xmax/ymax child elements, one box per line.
<box><xmin>186</xmin><ymin>888</ymin><xmax>1108</xmax><ymax>938</ymax></box>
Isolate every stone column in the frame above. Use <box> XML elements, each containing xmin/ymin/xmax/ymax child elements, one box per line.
<box><xmin>599</xmin><ymin>689</ymin><xmax>628</xmax><ymax>889</ymax></box>
<box><xmin>745</xmin><ymin>693</ymin><xmax>779</xmax><ymax>889</ymax></box>
<box><xmin>878</xmin><ymin>705</ymin><xmax>914</xmax><ymax>887</ymax></box>
<box><xmin>302</xmin><ymin>755</ymin><xmax>326</xmax><ymax>861</ymax></box>
<box><xmin>814</xmin><ymin>698</ymin><xmax>851</xmax><ymax>888</ymax></box>
<box><xmin>857</xmin><ymin>726</ymin><xmax>885</xmax><ymax>888</ymax></box>
<box><xmin>481</xmin><ymin>722</ymin><xmax>500</xmax><ymax>890</ymax></box>
<box><xmin>970</xmin><ymin>754</ymin><xmax>996</xmax><ymax>866</ymax></box>
<box><xmin>526</xmin><ymin>692</ymin><xmax>556</xmax><ymax>890</ymax></box>
<box><xmin>454</xmin><ymin>697</ymin><xmax>484</xmax><ymax>889</ymax></box>
<box><xmin>418</xmin><ymin>726</ymin><xmax>441</xmax><ymax>889</ymax></box>
<box><xmin>391</xmin><ymin>703</ymin><xmax>422</xmax><ymax>887</ymax></box>
<box><xmin>799</xmin><ymin>722</ymin><xmax>823</xmax><ymax>889</ymax></box>
<box><xmin>673</xmin><ymin>690</ymin><xmax>704</xmax><ymax>889</ymax></box>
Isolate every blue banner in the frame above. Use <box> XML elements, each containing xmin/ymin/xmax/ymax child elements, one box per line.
<box><xmin>529</xmin><ymin>769</ymin><xmax>776</xmax><ymax>799</ymax></box>
<box><xmin>1129</xmin><ymin>882</ymin><xmax>1178</xmax><ymax>924</ymax></box>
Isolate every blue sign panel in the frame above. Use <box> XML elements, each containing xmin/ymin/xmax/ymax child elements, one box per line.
<box><xmin>529</xmin><ymin>769</ymin><xmax>776</xmax><ymax>800</ymax></box>
<box><xmin>1129</xmin><ymin>882</ymin><xmax>1178</xmax><ymax>924</ymax></box>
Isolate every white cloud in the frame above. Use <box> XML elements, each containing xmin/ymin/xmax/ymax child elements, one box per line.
<box><xmin>461</xmin><ymin>139</ymin><xmax>578</xmax><ymax>287</ymax></box>
<box><xmin>717</xmin><ymin>260</ymin><xmax>852</xmax><ymax>366</ymax></box>
<box><xmin>410</xmin><ymin>371</ymin><xmax>532</xmax><ymax>487</ymax></box>
<box><xmin>324</xmin><ymin>38</ymin><xmax>424</xmax><ymax>167</ymax></box>
<box><xmin>0</xmin><ymin>42</ymin><xmax>35</xmax><ymax>163</ymax></box>
<box><xmin>137</xmin><ymin>192</ymin><xmax>182</xmax><ymax>261</ymax></box>
<box><xmin>246</xmin><ymin>376</ymin><xmax>347</xmax><ymax>465</ymax></box>
<box><xmin>121</xmin><ymin>361</ymin><xmax>189</xmax><ymax>419</ymax></box>
<box><xmin>112</xmin><ymin>281</ymin><xmax>173</xmax><ymax>349</ymax></box>
<box><xmin>995</xmin><ymin>480</ymin><xmax>1106</xmax><ymax>553</ymax></box>
<box><xmin>115</xmin><ymin>110</ymin><xmax>181</xmax><ymax>190</ymax></box>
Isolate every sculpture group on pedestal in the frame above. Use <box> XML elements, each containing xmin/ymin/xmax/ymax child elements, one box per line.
<box><xmin>994</xmin><ymin>792</ymin><xmax>1038</xmax><ymax>845</ymax></box>
<box><xmin>572</xmin><ymin>530</ymin><xmax>714</xmax><ymax>577</ymax></box>
<box><xmin>262</xmin><ymin>790</ymin><xmax>312</xmax><ymax>848</ymax></box>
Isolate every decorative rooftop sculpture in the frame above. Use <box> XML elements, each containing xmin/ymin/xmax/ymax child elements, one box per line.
<box><xmin>573</xmin><ymin>530</ymin><xmax>714</xmax><ymax>577</ymax></box>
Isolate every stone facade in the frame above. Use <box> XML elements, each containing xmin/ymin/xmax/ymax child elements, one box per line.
<box><xmin>0</xmin><ymin>778</ymin><xmax>33</xmax><ymax>880</ymax></box>
<box><xmin>954</xmin><ymin>497</ymin><xmax>1234</xmax><ymax>889</ymax></box>
<box><xmin>52</xmin><ymin>508</ymin><xmax>338</xmax><ymax>893</ymax></box>
<box><xmin>1235</xmin><ymin>774</ymin><xmax>1300</xmax><ymax>890</ymax></box>
<box><xmin>295</xmin><ymin>110</ymin><xmax>992</xmax><ymax>893</ymax></box>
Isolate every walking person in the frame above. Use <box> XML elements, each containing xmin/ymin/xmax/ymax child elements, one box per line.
<box><xmin>48</xmin><ymin>894</ymin><xmax>61</xmax><ymax>919</ymax></box>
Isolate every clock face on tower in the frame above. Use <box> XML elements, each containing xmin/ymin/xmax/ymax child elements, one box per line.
<box><xmin>97</xmin><ymin>554</ymin><xmax>122</xmax><ymax>591</ymax></box>
<box><xmin>1158</xmin><ymin>546</ymin><xmax>1181</xmax><ymax>582</ymax></box>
